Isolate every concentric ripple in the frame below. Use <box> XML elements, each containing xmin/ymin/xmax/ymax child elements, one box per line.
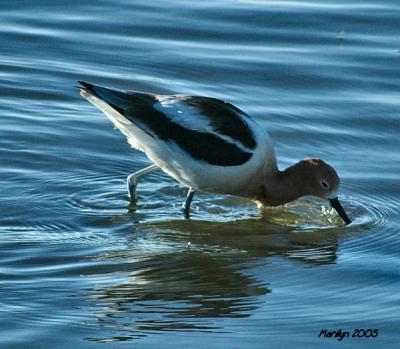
<box><xmin>1</xmin><ymin>0</ymin><xmax>400</xmax><ymax>347</ymax></box>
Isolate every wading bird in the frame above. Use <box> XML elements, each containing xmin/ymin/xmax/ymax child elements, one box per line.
<box><xmin>78</xmin><ymin>81</ymin><xmax>351</xmax><ymax>224</ymax></box>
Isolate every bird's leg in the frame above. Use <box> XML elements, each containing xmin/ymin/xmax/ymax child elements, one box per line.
<box><xmin>127</xmin><ymin>164</ymin><xmax>159</xmax><ymax>205</ymax></box>
<box><xmin>182</xmin><ymin>188</ymin><xmax>195</xmax><ymax>217</ymax></box>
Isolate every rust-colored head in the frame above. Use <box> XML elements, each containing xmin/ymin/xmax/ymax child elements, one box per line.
<box><xmin>295</xmin><ymin>158</ymin><xmax>351</xmax><ymax>224</ymax></box>
<box><xmin>296</xmin><ymin>158</ymin><xmax>340</xmax><ymax>199</ymax></box>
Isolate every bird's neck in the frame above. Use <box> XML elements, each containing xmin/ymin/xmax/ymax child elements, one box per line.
<box><xmin>252</xmin><ymin>163</ymin><xmax>307</xmax><ymax>206</ymax></box>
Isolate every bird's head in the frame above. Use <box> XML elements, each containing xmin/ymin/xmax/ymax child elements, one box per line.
<box><xmin>297</xmin><ymin>158</ymin><xmax>351</xmax><ymax>224</ymax></box>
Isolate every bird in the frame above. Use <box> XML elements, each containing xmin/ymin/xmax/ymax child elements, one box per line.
<box><xmin>78</xmin><ymin>81</ymin><xmax>351</xmax><ymax>225</ymax></box>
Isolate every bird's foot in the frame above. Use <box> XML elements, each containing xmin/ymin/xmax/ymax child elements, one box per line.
<box><xmin>127</xmin><ymin>176</ymin><xmax>138</xmax><ymax>206</ymax></box>
<box><xmin>182</xmin><ymin>188</ymin><xmax>195</xmax><ymax>218</ymax></box>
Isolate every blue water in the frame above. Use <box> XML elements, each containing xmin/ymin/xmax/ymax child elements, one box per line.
<box><xmin>1</xmin><ymin>0</ymin><xmax>399</xmax><ymax>348</ymax></box>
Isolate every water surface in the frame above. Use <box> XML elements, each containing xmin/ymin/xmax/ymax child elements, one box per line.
<box><xmin>1</xmin><ymin>0</ymin><xmax>399</xmax><ymax>348</ymax></box>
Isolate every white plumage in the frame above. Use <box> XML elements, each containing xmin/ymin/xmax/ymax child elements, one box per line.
<box><xmin>79</xmin><ymin>82</ymin><xmax>276</xmax><ymax>196</ymax></box>
<box><xmin>78</xmin><ymin>81</ymin><xmax>351</xmax><ymax>224</ymax></box>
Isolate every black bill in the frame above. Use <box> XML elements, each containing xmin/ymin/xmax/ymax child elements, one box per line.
<box><xmin>329</xmin><ymin>197</ymin><xmax>351</xmax><ymax>225</ymax></box>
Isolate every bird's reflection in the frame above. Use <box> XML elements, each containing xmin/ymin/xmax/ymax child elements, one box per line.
<box><xmin>86</xmin><ymin>215</ymin><xmax>339</xmax><ymax>342</ymax></box>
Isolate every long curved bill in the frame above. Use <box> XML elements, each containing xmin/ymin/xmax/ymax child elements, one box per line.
<box><xmin>329</xmin><ymin>197</ymin><xmax>351</xmax><ymax>225</ymax></box>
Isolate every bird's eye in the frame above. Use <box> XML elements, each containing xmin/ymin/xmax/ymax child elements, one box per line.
<box><xmin>320</xmin><ymin>180</ymin><xmax>329</xmax><ymax>190</ymax></box>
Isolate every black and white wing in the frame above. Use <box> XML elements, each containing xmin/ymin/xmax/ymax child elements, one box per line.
<box><xmin>78</xmin><ymin>81</ymin><xmax>257</xmax><ymax>167</ymax></box>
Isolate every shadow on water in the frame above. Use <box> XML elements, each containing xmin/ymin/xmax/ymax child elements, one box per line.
<box><xmin>85</xmin><ymin>213</ymin><xmax>343</xmax><ymax>342</ymax></box>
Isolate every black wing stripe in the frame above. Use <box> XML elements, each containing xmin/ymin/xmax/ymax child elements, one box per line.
<box><xmin>124</xmin><ymin>100</ymin><xmax>253</xmax><ymax>166</ymax></box>
<box><xmin>81</xmin><ymin>83</ymin><xmax>253</xmax><ymax>166</ymax></box>
<box><xmin>180</xmin><ymin>96</ymin><xmax>256</xmax><ymax>150</ymax></box>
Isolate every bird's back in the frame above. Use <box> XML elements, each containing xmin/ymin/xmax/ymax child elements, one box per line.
<box><xmin>79</xmin><ymin>82</ymin><xmax>277</xmax><ymax>194</ymax></box>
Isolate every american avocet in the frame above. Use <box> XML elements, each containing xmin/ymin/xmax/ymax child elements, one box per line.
<box><xmin>78</xmin><ymin>81</ymin><xmax>351</xmax><ymax>224</ymax></box>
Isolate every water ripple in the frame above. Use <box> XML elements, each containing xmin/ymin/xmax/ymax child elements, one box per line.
<box><xmin>1</xmin><ymin>0</ymin><xmax>400</xmax><ymax>346</ymax></box>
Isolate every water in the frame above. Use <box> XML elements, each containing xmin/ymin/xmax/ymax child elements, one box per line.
<box><xmin>1</xmin><ymin>0</ymin><xmax>399</xmax><ymax>347</ymax></box>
